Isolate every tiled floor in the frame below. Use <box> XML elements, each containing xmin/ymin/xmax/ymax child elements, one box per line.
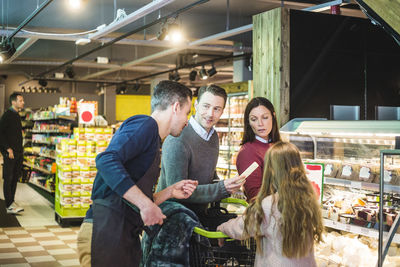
<box><xmin>0</xmin><ymin>225</ymin><xmax>80</xmax><ymax>267</ymax></box>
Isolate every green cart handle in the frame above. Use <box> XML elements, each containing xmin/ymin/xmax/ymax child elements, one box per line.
<box><xmin>193</xmin><ymin>227</ymin><xmax>229</xmax><ymax>238</ymax></box>
<box><xmin>221</xmin><ymin>197</ymin><xmax>248</xmax><ymax>207</ymax></box>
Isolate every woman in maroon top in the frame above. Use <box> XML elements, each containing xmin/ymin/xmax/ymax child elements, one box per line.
<box><xmin>236</xmin><ymin>97</ymin><xmax>281</xmax><ymax>201</ymax></box>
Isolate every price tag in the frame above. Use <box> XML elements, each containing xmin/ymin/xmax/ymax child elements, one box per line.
<box><xmin>345</xmin><ymin>224</ymin><xmax>351</xmax><ymax>232</ymax></box>
<box><xmin>359</xmin><ymin>167</ymin><xmax>371</xmax><ymax>180</ymax></box>
<box><xmin>384</xmin><ymin>170</ymin><xmax>392</xmax><ymax>183</ymax></box>
<box><xmin>324</xmin><ymin>164</ymin><xmax>333</xmax><ymax>176</ymax></box>
<box><xmin>360</xmin><ymin>227</ymin><xmax>370</xmax><ymax>235</ymax></box>
<box><xmin>351</xmin><ymin>181</ymin><xmax>362</xmax><ymax>189</ymax></box>
<box><xmin>342</xmin><ymin>165</ymin><xmax>352</xmax><ymax>177</ymax></box>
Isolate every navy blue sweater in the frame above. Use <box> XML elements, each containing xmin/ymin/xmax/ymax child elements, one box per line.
<box><xmin>86</xmin><ymin>115</ymin><xmax>160</xmax><ymax>219</ymax></box>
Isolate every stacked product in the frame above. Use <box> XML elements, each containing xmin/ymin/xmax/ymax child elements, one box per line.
<box><xmin>55</xmin><ymin>127</ymin><xmax>112</xmax><ymax>221</ymax></box>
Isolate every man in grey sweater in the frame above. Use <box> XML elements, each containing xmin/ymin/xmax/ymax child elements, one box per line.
<box><xmin>156</xmin><ymin>84</ymin><xmax>244</xmax><ymax>223</ymax></box>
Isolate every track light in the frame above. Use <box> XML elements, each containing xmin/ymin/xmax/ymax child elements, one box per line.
<box><xmin>38</xmin><ymin>79</ymin><xmax>48</xmax><ymax>87</ymax></box>
<box><xmin>0</xmin><ymin>40</ymin><xmax>16</xmax><ymax>63</ymax></box>
<box><xmin>157</xmin><ymin>24</ymin><xmax>168</xmax><ymax>41</ymax></box>
<box><xmin>116</xmin><ymin>84</ymin><xmax>126</xmax><ymax>95</ymax></box>
<box><xmin>189</xmin><ymin>70</ymin><xmax>197</xmax><ymax>82</ymax></box>
<box><xmin>157</xmin><ymin>21</ymin><xmax>183</xmax><ymax>43</ymax></box>
<box><xmin>207</xmin><ymin>64</ymin><xmax>217</xmax><ymax>77</ymax></box>
<box><xmin>199</xmin><ymin>66</ymin><xmax>208</xmax><ymax>80</ymax></box>
<box><xmin>168</xmin><ymin>70</ymin><xmax>180</xmax><ymax>82</ymax></box>
<box><xmin>65</xmin><ymin>66</ymin><xmax>75</xmax><ymax>79</ymax></box>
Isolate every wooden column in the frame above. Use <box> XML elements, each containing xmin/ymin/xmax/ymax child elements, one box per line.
<box><xmin>253</xmin><ymin>7</ymin><xmax>290</xmax><ymax>127</ymax></box>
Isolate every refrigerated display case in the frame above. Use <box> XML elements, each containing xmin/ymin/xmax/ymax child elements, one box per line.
<box><xmin>280</xmin><ymin>119</ymin><xmax>400</xmax><ymax>266</ymax></box>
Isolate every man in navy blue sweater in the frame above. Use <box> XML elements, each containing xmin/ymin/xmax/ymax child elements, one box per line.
<box><xmin>77</xmin><ymin>81</ymin><xmax>198</xmax><ymax>267</ymax></box>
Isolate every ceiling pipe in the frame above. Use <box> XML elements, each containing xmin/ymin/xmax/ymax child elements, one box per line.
<box><xmin>24</xmin><ymin>0</ymin><xmax>209</xmax><ymax>84</ymax></box>
<box><xmin>2</xmin><ymin>0</ymin><xmax>53</xmax><ymax>43</ymax></box>
<box><xmin>81</xmin><ymin>24</ymin><xmax>253</xmax><ymax>80</ymax></box>
<box><xmin>88</xmin><ymin>0</ymin><xmax>176</xmax><ymax>40</ymax></box>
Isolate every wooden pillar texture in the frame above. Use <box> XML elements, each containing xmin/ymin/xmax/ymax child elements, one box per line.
<box><xmin>253</xmin><ymin>7</ymin><xmax>290</xmax><ymax>127</ymax></box>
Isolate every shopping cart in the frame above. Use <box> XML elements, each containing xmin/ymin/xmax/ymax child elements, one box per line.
<box><xmin>189</xmin><ymin>198</ymin><xmax>256</xmax><ymax>267</ymax></box>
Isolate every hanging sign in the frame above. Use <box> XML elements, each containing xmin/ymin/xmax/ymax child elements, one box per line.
<box><xmin>78</xmin><ymin>101</ymin><xmax>97</xmax><ymax>125</ymax></box>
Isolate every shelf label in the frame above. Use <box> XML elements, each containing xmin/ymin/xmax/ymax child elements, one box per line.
<box><xmin>345</xmin><ymin>224</ymin><xmax>351</xmax><ymax>232</ymax></box>
<box><xmin>360</xmin><ymin>227</ymin><xmax>370</xmax><ymax>235</ymax></box>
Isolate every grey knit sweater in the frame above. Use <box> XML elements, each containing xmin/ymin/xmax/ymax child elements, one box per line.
<box><xmin>156</xmin><ymin>123</ymin><xmax>229</xmax><ymax>204</ymax></box>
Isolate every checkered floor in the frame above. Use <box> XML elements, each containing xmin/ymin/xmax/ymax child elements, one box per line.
<box><xmin>0</xmin><ymin>225</ymin><xmax>80</xmax><ymax>267</ymax></box>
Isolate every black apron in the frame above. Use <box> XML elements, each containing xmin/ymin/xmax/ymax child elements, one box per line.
<box><xmin>91</xmin><ymin>150</ymin><xmax>160</xmax><ymax>267</ymax></box>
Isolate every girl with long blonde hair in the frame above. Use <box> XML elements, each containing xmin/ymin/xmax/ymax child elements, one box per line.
<box><xmin>217</xmin><ymin>141</ymin><xmax>324</xmax><ymax>266</ymax></box>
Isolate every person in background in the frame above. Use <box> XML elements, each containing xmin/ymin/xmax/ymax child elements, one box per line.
<box><xmin>218</xmin><ymin>141</ymin><xmax>324</xmax><ymax>267</ymax></box>
<box><xmin>236</xmin><ymin>97</ymin><xmax>281</xmax><ymax>201</ymax></box>
<box><xmin>156</xmin><ymin>84</ymin><xmax>244</xmax><ymax>227</ymax></box>
<box><xmin>77</xmin><ymin>81</ymin><xmax>198</xmax><ymax>267</ymax></box>
<box><xmin>0</xmin><ymin>92</ymin><xmax>25</xmax><ymax>214</ymax></box>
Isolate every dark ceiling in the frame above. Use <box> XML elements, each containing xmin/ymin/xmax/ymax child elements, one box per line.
<box><xmin>0</xmin><ymin>0</ymin><xmax>366</xmax><ymax>87</ymax></box>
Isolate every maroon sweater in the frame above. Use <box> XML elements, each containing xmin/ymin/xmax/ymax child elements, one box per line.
<box><xmin>236</xmin><ymin>139</ymin><xmax>272</xmax><ymax>201</ymax></box>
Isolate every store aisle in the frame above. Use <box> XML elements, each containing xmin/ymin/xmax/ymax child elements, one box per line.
<box><xmin>0</xmin><ymin>180</ymin><xmax>57</xmax><ymax>227</ymax></box>
<box><xmin>0</xmin><ymin>225</ymin><xmax>80</xmax><ymax>267</ymax></box>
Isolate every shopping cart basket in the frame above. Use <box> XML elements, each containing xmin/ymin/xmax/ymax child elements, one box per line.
<box><xmin>189</xmin><ymin>198</ymin><xmax>256</xmax><ymax>267</ymax></box>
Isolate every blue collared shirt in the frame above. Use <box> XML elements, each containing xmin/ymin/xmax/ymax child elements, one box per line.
<box><xmin>189</xmin><ymin>116</ymin><xmax>215</xmax><ymax>141</ymax></box>
<box><xmin>255</xmin><ymin>135</ymin><xmax>269</xmax><ymax>143</ymax></box>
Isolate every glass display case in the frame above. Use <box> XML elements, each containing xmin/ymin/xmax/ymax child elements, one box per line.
<box><xmin>280</xmin><ymin>119</ymin><xmax>400</xmax><ymax>266</ymax></box>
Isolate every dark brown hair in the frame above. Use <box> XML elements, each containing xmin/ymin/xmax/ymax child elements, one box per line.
<box><xmin>241</xmin><ymin>97</ymin><xmax>281</xmax><ymax>145</ymax></box>
<box><xmin>197</xmin><ymin>84</ymin><xmax>227</xmax><ymax>107</ymax></box>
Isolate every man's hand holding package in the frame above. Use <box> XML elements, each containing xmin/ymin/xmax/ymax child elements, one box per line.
<box><xmin>223</xmin><ymin>175</ymin><xmax>246</xmax><ymax>194</ymax></box>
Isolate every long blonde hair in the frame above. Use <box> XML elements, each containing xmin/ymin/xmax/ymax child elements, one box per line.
<box><xmin>243</xmin><ymin>141</ymin><xmax>324</xmax><ymax>258</ymax></box>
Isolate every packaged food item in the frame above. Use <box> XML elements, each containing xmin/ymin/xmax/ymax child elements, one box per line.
<box><xmin>80</xmin><ymin>166</ymin><xmax>91</xmax><ymax>179</ymax></box>
<box><xmin>86</xmin><ymin>141</ymin><xmax>96</xmax><ymax>154</ymax></box>
<box><xmin>68</xmin><ymin>139</ymin><xmax>76</xmax><ymax>153</ymax></box>
<box><xmin>81</xmin><ymin>183</ymin><xmax>93</xmax><ymax>192</ymax></box>
<box><xmin>71</xmin><ymin>197</ymin><xmax>81</xmax><ymax>208</ymax></box>
<box><xmin>78</xmin><ymin>128</ymin><xmax>86</xmax><ymax>140</ymax></box>
<box><xmin>60</xmin><ymin>197</ymin><xmax>72</xmax><ymax>206</ymax></box>
<box><xmin>60</xmin><ymin>139</ymin><xmax>69</xmax><ymax>152</ymax></box>
<box><xmin>87</xmin><ymin>152</ymin><xmax>97</xmax><ymax>167</ymax></box>
<box><xmin>59</xmin><ymin>165</ymin><xmax>72</xmax><ymax>181</ymax></box>
<box><xmin>89</xmin><ymin>167</ymin><xmax>97</xmax><ymax>178</ymax></box>
<box><xmin>71</xmin><ymin>165</ymin><xmax>80</xmax><ymax>178</ymax></box>
<box><xmin>104</xmin><ymin>128</ymin><xmax>113</xmax><ymax>141</ymax></box>
<box><xmin>77</xmin><ymin>152</ymin><xmax>87</xmax><ymax>167</ymax></box>
<box><xmin>359</xmin><ymin>164</ymin><xmax>374</xmax><ymax>182</ymax></box>
<box><xmin>85</xmin><ymin>128</ymin><xmax>95</xmax><ymax>141</ymax></box>
<box><xmin>69</xmin><ymin>152</ymin><xmax>77</xmax><ymax>165</ymax></box>
<box><xmin>59</xmin><ymin>183</ymin><xmax>72</xmax><ymax>192</ymax></box>
<box><xmin>96</xmin><ymin>141</ymin><xmax>108</xmax><ymax>153</ymax></box>
<box><xmin>95</xmin><ymin>128</ymin><xmax>105</xmax><ymax>141</ymax></box>
<box><xmin>77</xmin><ymin>140</ymin><xmax>86</xmax><ymax>153</ymax></box>
<box><xmin>60</xmin><ymin>153</ymin><xmax>71</xmax><ymax>165</ymax></box>
<box><xmin>81</xmin><ymin>196</ymin><xmax>92</xmax><ymax>205</ymax></box>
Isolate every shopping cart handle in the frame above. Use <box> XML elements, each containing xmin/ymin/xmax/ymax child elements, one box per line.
<box><xmin>221</xmin><ymin>198</ymin><xmax>248</xmax><ymax>207</ymax></box>
<box><xmin>193</xmin><ymin>227</ymin><xmax>229</xmax><ymax>238</ymax></box>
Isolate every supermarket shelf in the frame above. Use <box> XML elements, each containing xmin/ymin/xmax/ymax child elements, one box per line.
<box><xmin>23</xmin><ymin>162</ymin><xmax>54</xmax><ymax>175</ymax></box>
<box><xmin>31</xmin><ymin>129</ymin><xmax>71</xmax><ymax>134</ymax></box>
<box><xmin>219</xmin><ymin>145</ymin><xmax>240</xmax><ymax>151</ymax></box>
<box><xmin>25</xmin><ymin>151</ymin><xmax>56</xmax><ymax>160</ymax></box>
<box><xmin>220</xmin><ymin>114</ymin><xmax>244</xmax><ymax>119</ymax></box>
<box><xmin>29</xmin><ymin>115</ymin><xmax>77</xmax><ymax>122</ymax></box>
<box><xmin>215</xmin><ymin>127</ymin><xmax>244</xmax><ymax>132</ymax></box>
<box><xmin>29</xmin><ymin>180</ymin><xmax>55</xmax><ymax>193</ymax></box>
<box><xmin>324</xmin><ymin>177</ymin><xmax>400</xmax><ymax>193</ymax></box>
<box><xmin>323</xmin><ymin>219</ymin><xmax>400</xmax><ymax>243</ymax></box>
<box><xmin>32</xmin><ymin>141</ymin><xmax>55</xmax><ymax>146</ymax></box>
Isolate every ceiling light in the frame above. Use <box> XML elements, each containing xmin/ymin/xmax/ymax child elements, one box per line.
<box><xmin>199</xmin><ymin>66</ymin><xmax>208</xmax><ymax>80</ymax></box>
<box><xmin>0</xmin><ymin>41</ymin><xmax>16</xmax><ymax>63</ymax></box>
<box><xmin>167</xmin><ymin>23</ymin><xmax>183</xmax><ymax>43</ymax></box>
<box><xmin>96</xmin><ymin>57</ymin><xmax>109</xmax><ymax>64</ymax></box>
<box><xmin>75</xmin><ymin>38</ymin><xmax>91</xmax><ymax>45</ymax></box>
<box><xmin>69</xmin><ymin>0</ymin><xmax>81</xmax><ymax>9</ymax></box>
<box><xmin>157</xmin><ymin>25</ymin><xmax>168</xmax><ymax>41</ymax></box>
<box><xmin>189</xmin><ymin>70</ymin><xmax>197</xmax><ymax>82</ymax></box>
<box><xmin>207</xmin><ymin>64</ymin><xmax>217</xmax><ymax>77</ymax></box>
<box><xmin>65</xmin><ymin>66</ymin><xmax>75</xmax><ymax>79</ymax></box>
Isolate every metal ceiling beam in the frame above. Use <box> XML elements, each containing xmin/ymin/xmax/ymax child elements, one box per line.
<box><xmin>81</xmin><ymin>24</ymin><xmax>253</xmax><ymax>80</ymax></box>
<box><xmin>4</xmin><ymin>38</ymin><xmax>38</xmax><ymax>64</ymax></box>
<box><xmin>89</xmin><ymin>0</ymin><xmax>176</xmax><ymax>40</ymax></box>
<box><xmin>303</xmin><ymin>0</ymin><xmax>350</xmax><ymax>12</ymax></box>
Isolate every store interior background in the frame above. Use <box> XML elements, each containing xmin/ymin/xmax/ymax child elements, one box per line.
<box><xmin>0</xmin><ymin>0</ymin><xmax>398</xmax><ymax>124</ymax></box>
<box><xmin>0</xmin><ymin>1</ymin><xmax>399</xmax><ymax>266</ymax></box>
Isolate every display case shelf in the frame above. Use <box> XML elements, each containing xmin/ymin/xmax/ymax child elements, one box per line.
<box><xmin>29</xmin><ymin>115</ymin><xmax>77</xmax><ymax>122</ymax></box>
<box><xmin>25</xmin><ymin>151</ymin><xmax>56</xmax><ymax>160</ymax></box>
<box><xmin>219</xmin><ymin>145</ymin><xmax>240</xmax><ymax>152</ymax></box>
<box><xmin>220</xmin><ymin>114</ymin><xmax>244</xmax><ymax>119</ymax></box>
<box><xmin>324</xmin><ymin>219</ymin><xmax>400</xmax><ymax>243</ymax></box>
<box><xmin>215</xmin><ymin>127</ymin><xmax>244</xmax><ymax>132</ymax></box>
<box><xmin>31</xmin><ymin>129</ymin><xmax>71</xmax><ymax>134</ymax></box>
<box><xmin>325</xmin><ymin>177</ymin><xmax>400</xmax><ymax>193</ymax></box>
